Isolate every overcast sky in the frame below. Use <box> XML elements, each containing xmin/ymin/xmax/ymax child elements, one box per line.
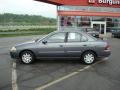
<box><xmin>0</xmin><ymin>0</ymin><xmax>57</xmax><ymax>18</ymax></box>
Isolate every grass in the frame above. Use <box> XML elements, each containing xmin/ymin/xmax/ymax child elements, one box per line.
<box><xmin>0</xmin><ymin>28</ymin><xmax>56</xmax><ymax>38</ymax></box>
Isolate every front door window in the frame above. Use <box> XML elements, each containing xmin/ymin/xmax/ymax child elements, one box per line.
<box><xmin>47</xmin><ymin>32</ymin><xmax>66</xmax><ymax>43</ymax></box>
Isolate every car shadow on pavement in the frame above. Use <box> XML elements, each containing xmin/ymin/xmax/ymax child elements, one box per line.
<box><xmin>15</xmin><ymin>58</ymin><xmax>84</xmax><ymax>65</ymax></box>
<box><xmin>36</xmin><ymin>58</ymin><xmax>82</xmax><ymax>64</ymax></box>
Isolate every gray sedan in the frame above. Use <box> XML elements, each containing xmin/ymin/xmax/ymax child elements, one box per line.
<box><xmin>10</xmin><ymin>30</ymin><xmax>111</xmax><ymax>65</ymax></box>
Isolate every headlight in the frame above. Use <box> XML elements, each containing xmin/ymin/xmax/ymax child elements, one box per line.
<box><xmin>10</xmin><ymin>47</ymin><xmax>16</xmax><ymax>52</ymax></box>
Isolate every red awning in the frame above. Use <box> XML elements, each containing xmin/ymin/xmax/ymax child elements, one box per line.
<box><xmin>35</xmin><ymin>0</ymin><xmax>62</xmax><ymax>5</ymax></box>
<box><xmin>58</xmin><ymin>11</ymin><xmax>120</xmax><ymax>17</ymax></box>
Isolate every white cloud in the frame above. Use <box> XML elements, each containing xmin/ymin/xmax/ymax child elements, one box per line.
<box><xmin>0</xmin><ymin>0</ymin><xmax>57</xmax><ymax>18</ymax></box>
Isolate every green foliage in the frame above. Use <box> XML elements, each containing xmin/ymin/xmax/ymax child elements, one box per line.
<box><xmin>0</xmin><ymin>28</ymin><xmax>56</xmax><ymax>38</ymax></box>
<box><xmin>0</xmin><ymin>13</ymin><xmax>56</xmax><ymax>25</ymax></box>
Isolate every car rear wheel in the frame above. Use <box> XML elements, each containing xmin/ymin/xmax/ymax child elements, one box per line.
<box><xmin>20</xmin><ymin>51</ymin><xmax>35</xmax><ymax>64</ymax></box>
<box><xmin>82</xmin><ymin>51</ymin><xmax>96</xmax><ymax>65</ymax></box>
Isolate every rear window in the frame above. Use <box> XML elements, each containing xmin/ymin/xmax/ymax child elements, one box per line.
<box><xmin>81</xmin><ymin>35</ymin><xmax>88</xmax><ymax>42</ymax></box>
<box><xmin>82</xmin><ymin>32</ymin><xmax>97</xmax><ymax>41</ymax></box>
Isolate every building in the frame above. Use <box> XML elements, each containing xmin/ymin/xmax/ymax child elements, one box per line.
<box><xmin>36</xmin><ymin>0</ymin><xmax>120</xmax><ymax>35</ymax></box>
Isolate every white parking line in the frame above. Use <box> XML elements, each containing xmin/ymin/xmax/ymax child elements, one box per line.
<box><xmin>12</xmin><ymin>62</ymin><xmax>18</xmax><ymax>90</ymax></box>
<box><xmin>35</xmin><ymin>60</ymin><xmax>103</xmax><ymax>90</ymax></box>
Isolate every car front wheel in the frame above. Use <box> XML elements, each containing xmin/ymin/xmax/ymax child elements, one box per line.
<box><xmin>20</xmin><ymin>51</ymin><xmax>35</xmax><ymax>64</ymax></box>
<box><xmin>82</xmin><ymin>51</ymin><xmax>96</xmax><ymax>65</ymax></box>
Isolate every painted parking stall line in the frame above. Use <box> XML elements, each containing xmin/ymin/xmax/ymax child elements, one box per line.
<box><xmin>12</xmin><ymin>62</ymin><xmax>18</xmax><ymax>90</ymax></box>
<box><xmin>35</xmin><ymin>71</ymin><xmax>79</xmax><ymax>90</ymax></box>
<box><xmin>35</xmin><ymin>60</ymin><xmax>104</xmax><ymax>90</ymax></box>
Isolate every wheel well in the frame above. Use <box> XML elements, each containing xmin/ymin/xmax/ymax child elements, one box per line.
<box><xmin>81</xmin><ymin>50</ymin><xmax>97</xmax><ymax>58</ymax></box>
<box><xmin>19</xmin><ymin>50</ymin><xmax>35</xmax><ymax>58</ymax></box>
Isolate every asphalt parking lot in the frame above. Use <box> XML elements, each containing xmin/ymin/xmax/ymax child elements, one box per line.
<box><xmin>0</xmin><ymin>36</ymin><xmax>120</xmax><ymax>90</ymax></box>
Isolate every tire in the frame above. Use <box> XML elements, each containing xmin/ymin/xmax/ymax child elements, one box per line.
<box><xmin>20</xmin><ymin>51</ymin><xmax>35</xmax><ymax>64</ymax></box>
<box><xmin>82</xmin><ymin>51</ymin><xmax>96</xmax><ymax>65</ymax></box>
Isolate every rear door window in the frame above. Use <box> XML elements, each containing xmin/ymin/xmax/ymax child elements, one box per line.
<box><xmin>67</xmin><ymin>32</ymin><xmax>88</xmax><ymax>42</ymax></box>
<box><xmin>67</xmin><ymin>32</ymin><xmax>81</xmax><ymax>42</ymax></box>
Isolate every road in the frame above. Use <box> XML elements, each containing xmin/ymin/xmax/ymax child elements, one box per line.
<box><xmin>0</xmin><ymin>36</ymin><xmax>120</xmax><ymax>90</ymax></box>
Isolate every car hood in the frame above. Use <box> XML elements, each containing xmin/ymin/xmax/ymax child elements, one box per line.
<box><xmin>15</xmin><ymin>40</ymin><xmax>35</xmax><ymax>47</ymax></box>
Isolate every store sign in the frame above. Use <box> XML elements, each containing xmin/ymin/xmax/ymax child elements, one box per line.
<box><xmin>98</xmin><ymin>0</ymin><xmax>120</xmax><ymax>5</ymax></box>
<box><xmin>88</xmin><ymin>0</ymin><xmax>120</xmax><ymax>5</ymax></box>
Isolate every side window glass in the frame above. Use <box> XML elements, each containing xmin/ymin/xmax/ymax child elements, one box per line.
<box><xmin>81</xmin><ymin>35</ymin><xmax>88</xmax><ymax>42</ymax></box>
<box><xmin>68</xmin><ymin>33</ymin><xmax>81</xmax><ymax>42</ymax></box>
<box><xmin>47</xmin><ymin>33</ymin><xmax>65</xmax><ymax>43</ymax></box>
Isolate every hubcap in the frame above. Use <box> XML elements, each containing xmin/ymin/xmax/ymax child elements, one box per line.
<box><xmin>84</xmin><ymin>53</ymin><xmax>94</xmax><ymax>64</ymax></box>
<box><xmin>22</xmin><ymin>53</ymin><xmax>32</xmax><ymax>63</ymax></box>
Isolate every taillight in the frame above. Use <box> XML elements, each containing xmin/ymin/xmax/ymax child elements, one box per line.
<box><xmin>105</xmin><ymin>44</ymin><xmax>110</xmax><ymax>50</ymax></box>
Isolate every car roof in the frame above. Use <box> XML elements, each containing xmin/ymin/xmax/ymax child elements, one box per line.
<box><xmin>51</xmin><ymin>30</ymin><xmax>97</xmax><ymax>41</ymax></box>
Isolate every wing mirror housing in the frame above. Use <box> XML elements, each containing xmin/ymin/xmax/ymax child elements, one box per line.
<box><xmin>42</xmin><ymin>40</ymin><xmax>47</xmax><ymax>44</ymax></box>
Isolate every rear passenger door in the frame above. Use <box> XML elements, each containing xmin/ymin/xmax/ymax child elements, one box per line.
<box><xmin>65</xmin><ymin>32</ymin><xmax>88</xmax><ymax>57</ymax></box>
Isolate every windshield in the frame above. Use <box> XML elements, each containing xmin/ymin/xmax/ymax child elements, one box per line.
<box><xmin>35</xmin><ymin>31</ymin><xmax>57</xmax><ymax>42</ymax></box>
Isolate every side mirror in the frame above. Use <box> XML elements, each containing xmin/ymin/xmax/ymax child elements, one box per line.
<box><xmin>42</xmin><ymin>40</ymin><xmax>47</xmax><ymax>44</ymax></box>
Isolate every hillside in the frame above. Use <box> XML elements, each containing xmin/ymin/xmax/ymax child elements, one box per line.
<box><xmin>0</xmin><ymin>13</ymin><xmax>56</xmax><ymax>25</ymax></box>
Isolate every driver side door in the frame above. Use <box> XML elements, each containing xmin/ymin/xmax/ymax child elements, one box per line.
<box><xmin>37</xmin><ymin>32</ymin><xmax>67</xmax><ymax>57</ymax></box>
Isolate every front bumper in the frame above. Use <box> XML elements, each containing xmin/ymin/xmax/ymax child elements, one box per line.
<box><xmin>10</xmin><ymin>51</ymin><xmax>19</xmax><ymax>59</ymax></box>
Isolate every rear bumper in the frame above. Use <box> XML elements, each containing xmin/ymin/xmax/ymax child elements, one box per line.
<box><xmin>98</xmin><ymin>50</ymin><xmax>111</xmax><ymax>58</ymax></box>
